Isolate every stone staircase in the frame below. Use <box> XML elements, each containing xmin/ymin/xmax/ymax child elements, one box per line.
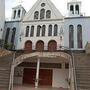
<box><xmin>75</xmin><ymin>54</ymin><xmax>90</xmax><ymax>90</ymax></box>
<box><xmin>0</xmin><ymin>49</ymin><xmax>12</xmax><ymax>90</ymax></box>
<box><xmin>0</xmin><ymin>67</ymin><xmax>10</xmax><ymax>90</ymax></box>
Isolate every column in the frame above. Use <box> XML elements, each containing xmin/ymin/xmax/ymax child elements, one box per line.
<box><xmin>35</xmin><ymin>58</ymin><xmax>40</xmax><ymax>88</ymax></box>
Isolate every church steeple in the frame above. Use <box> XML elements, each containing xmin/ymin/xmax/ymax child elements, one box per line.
<box><xmin>67</xmin><ymin>0</ymin><xmax>82</xmax><ymax>17</ymax></box>
<box><xmin>11</xmin><ymin>5</ymin><xmax>26</xmax><ymax>21</ymax></box>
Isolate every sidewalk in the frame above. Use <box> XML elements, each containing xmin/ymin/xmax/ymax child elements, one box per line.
<box><xmin>13</xmin><ymin>85</ymin><xmax>66</xmax><ymax>90</ymax></box>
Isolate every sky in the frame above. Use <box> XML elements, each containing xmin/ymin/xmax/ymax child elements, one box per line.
<box><xmin>5</xmin><ymin>0</ymin><xmax>90</xmax><ymax>19</ymax></box>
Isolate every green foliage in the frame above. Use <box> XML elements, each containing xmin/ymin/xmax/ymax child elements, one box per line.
<box><xmin>4</xmin><ymin>43</ymin><xmax>13</xmax><ymax>50</ymax></box>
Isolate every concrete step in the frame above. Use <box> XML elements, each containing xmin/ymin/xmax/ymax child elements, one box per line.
<box><xmin>0</xmin><ymin>80</ymin><xmax>9</xmax><ymax>84</ymax></box>
<box><xmin>0</xmin><ymin>68</ymin><xmax>10</xmax><ymax>89</ymax></box>
<box><xmin>76</xmin><ymin>67</ymin><xmax>90</xmax><ymax>70</ymax></box>
<box><xmin>77</xmin><ymin>81</ymin><xmax>90</xmax><ymax>84</ymax></box>
<box><xmin>0</xmin><ymin>87</ymin><xmax>9</xmax><ymax>90</ymax></box>
<box><xmin>77</xmin><ymin>84</ymin><xmax>90</xmax><ymax>88</ymax></box>
<box><xmin>77</xmin><ymin>78</ymin><xmax>90</xmax><ymax>81</ymax></box>
<box><xmin>78</xmin><ymin>87</ymin><xmax>90</xmax><ymax>90</ymax></box>
<box><xmin>74</xmin><ymin>55</ymin><xmax>90</xmax><ymax>90</ymax></box>
<box><xmin>76</xmin><ymin>73</ymin><xmax>90</xmax><ymax>76</ymax></box>
<box><xmin>0</xmin><ymin>73</ymin><xmax>10</xmax><ymax>76</ymax></box>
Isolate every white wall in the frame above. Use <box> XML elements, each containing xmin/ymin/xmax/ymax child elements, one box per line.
<box><xmin>23</xmin><ymin>0</ymin><xmax>63</xmax><ymax>21</ymax></box>
<box><xmin>64</xmin><ymin>17</ymin><xmax>90</xmax><ymax>50</ymax></box>
<box><xmin>16</xmin><ymin>20</ymin><xmax>64</xmax><ymax>50</ymax></box>
<box><xmin>14</xmin><ymin>67</ymin><xmax>24</xmax><ymax>85</ymax></box>
<box><xmin>52</xmin><ymin>69</ymin><xmax>69</xmax><ymax>88</ymax></box>
<box><xmin>4</xmin><ymin>21</ymin><xmax>21</xmax><ymax>49</ymax></box>
<box><xmin>5</xmin><ymin>17</ymin><xmax>90</xmax><ymax>51</ymax></box>
<box><xmin>0</xmin><ymin>0</ymin><xmax>5</xmax><ymax>39</ymax></box>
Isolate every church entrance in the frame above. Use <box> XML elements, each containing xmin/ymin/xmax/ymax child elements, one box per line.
<box><xmin>23</xmin><ymin>68</ymin><xmax>52</xmax><ymax>86</ymax></box>
<box><xmin>13</xmin><ymin>52</ymin><xmax>70</xmax><ymax>89</ymax></box>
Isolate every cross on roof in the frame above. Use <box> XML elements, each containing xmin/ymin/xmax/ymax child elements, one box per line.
<box><xmin>18</xmin><ymin>0</ymin><xmax>24</xmax><ymax>5</ymax></box>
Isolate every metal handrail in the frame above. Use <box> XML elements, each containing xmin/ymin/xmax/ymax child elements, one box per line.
<box><xmin>60</xmin><ymin>46</ymin><xmax>77</xmax><ymax>90</ymax></box>
<box><xmin>9</xmin><ymin>52</ymin><xmax>16</xmax><ymax>90</ymax></box>
<box><xmin>71</xmin><ymin>52</ymin><xmax>77</xmax><ymax>90</ymax></box>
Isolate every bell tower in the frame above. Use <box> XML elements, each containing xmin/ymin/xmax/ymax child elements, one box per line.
<box><xmin>11</xmin><ymin>5</ymin><xmax>26</xmax><ymax>21</ymax></box>
<box><xmin>67</xmin><ymin>0</ymin><xmax>82</xmax><ymax>17</ymax></box>
<box><xmin>0</xmin><ymin>0</ymin><xmax>5</xmax><ymax>39</ymax></box>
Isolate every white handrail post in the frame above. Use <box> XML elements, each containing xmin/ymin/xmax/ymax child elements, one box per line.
<box><xmin>60</xmin><ymin>46</ymin><xmax>77</xmax><ymax>90</ymax></box>
<box><xmin>35</xmin><ymin>58</ymin><xmax>40</xmax><ymax>88</ymax></box>
<box><xmin>9</xmin><ymin>51</ymin><xmax>16</xmax><ymax>90</ymax></box>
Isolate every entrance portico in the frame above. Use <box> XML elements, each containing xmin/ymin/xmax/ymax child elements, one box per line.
<box><xmin>13</xmin><ymin>52</ymin><xmax>71</xmax><ymax>89</ymax></box>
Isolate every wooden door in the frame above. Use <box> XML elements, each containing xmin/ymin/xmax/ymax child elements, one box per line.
<box><xmin>23</xmin><ymin>68</ymin><xmax>36</xmax><ymax>85</ymax></box>
<box><xmin>39</xmin><ymin>69</ymin><xmax>52</xmax><ymax>86</ymax></box>
<box><xmin>23</xmin><ymin>68</ymin><xmax>52</xmax><ymax>86</ymax></box>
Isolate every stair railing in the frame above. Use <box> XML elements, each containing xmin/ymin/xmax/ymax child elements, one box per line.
<box><xmin>9</xmin><ymin>52</ymin><xmax>16</xmax><ymax>90</ymax></box>
<box><xmin>60</xmin><ymin>46</ymin><xmax>77</xmax><ymax>90</ymax></box>
<box><xmin>70</xmin><ymin>51</ymin><xmax>77</xmax><ymax>90</ymax></box>
<box><xmin>72</xmin><ymin>51</ymin><xmax>77</xmax><ymax>90</ymax></box>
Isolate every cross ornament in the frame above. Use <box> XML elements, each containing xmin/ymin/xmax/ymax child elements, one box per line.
<box><xmin>18</xmin><ymin>0</ymin><xmax>24</xmax><ymax>5</ymax></box>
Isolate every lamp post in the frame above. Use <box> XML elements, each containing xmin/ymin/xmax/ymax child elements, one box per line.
<box><xmin>19</xmin><ymin>31</ymin><xmax>24</xmax><ymax>42</ymax></box>
<box><xmin>60</xmin><ymin>46</ymin><xmax>77</xmax><ymax>90</ymax></box>
<box><xmin>59</xmin><ymin>26</ymin><xmax>64</xmax><ymax>47</ymax></box>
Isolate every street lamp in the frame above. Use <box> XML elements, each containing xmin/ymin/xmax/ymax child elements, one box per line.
<box><xmin>19</xmin><ymin>31</ymin><xmax>24</xmax><ymax>42</ymax></box>
<box><xmin>59</xmin><ymin>26</ymin><xmax>64</xmax><ymax>47</ymax></box>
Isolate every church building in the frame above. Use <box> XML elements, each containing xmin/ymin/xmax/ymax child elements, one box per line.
<box><xmin>0</xmin><ymin>0</ymin><xmax>90</xmax><ymax>90</ymax></box>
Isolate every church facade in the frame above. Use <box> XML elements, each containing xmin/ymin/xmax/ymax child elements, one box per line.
<box><xmin>1</xmin><ymin>0</ymin><xmax>90</xmax><ymax>89</ymax></box>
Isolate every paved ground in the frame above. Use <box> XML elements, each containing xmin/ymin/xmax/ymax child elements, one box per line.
<box><xmin>13</xmin><ymin>85</ymin><xmax>67</xmax><ymax>90</ymax></box>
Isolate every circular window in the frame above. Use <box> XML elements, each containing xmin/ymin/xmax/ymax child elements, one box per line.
<box><xmin>41</xmin><ymin>3</ymin><xmax>45</xmax><ymax>7</ymax></box>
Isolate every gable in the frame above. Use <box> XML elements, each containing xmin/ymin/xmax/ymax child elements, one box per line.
<box><xmin>23</xmin><ymin>0</ymin><xmax>64</xmax><ymax>21</ymax></box>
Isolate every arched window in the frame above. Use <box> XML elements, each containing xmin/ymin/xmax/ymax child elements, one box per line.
<box><xmin>34</xmin><ymin>11</ymin><xmax>39</xmax><ymax>19</ymax></box>
<box><xmin>5</xmin><ymin>28</ymin><xmax>10</xmax><ymax>44</ymax></box>
<box><xmin>11</xmin><ymin>27</ymin><xmax>16</xmax><ymax>48</ymax></box>
<box><xmin>40</xmin><ymin>8</ymin><xmax>45</xmax><ymax>19</ymax></box>
<box><xmin>46</xmin><ymin>10</ymin><xmax>51</xmax><ymax>19</ymax></box>
<box><xmin>77</xmin><ymin>24</ymin><xmax>82</xmax><ymax>48</ymax></box>
<box><xmin>48</xmin><ymin>25</ymin><xmax>52</xmax><ymax>36</ymax></box>
<box><xmin>69</xmin><ymin>25</ymin><xmax>74</xmax><ymax>48</ymax></box>
<box><xmin>76</xmin><ymin>5</ymin><xmax>79</xmax><ymax>14</ymax></box>
<box><xmin>30</xmin><ymin>26</ymin><xmax>34</xmax><ymax>37</ymax></box>
<box><xmin>25</xmin><ymin>26</ymin><xmax>29</xmax><ymax>37</ymax></box>
<box><xmin>24</xmin><ymin>40</ymin><xmax>32</xmax><ymax>53</ymax></box>
<box><xmin>42</xmin><ymin>25</ymin><xmax>46</xmax><ymax>36</ymax></box>
<box><xmin>37</xmin><ymin>25</ymin><xmax>41</xmax><ymax>36</ymax></box>
<box><xmin>18</xmin><ymin>9</ymin><xmax>21</xmax><ymax>17</ymax></box>
<box><xmin>36</xmin><ymin>40</ymin><xmax>44</xmax><ymax>51</ymax></box>
<box><xmin>54</xmin><ymin>24</ymin><xmax>58</xmax><ymax>36</ymax></box>
<box><xmin>48</xmin><ymin>40</ymin><xmax>57</xmax><ymax>52</ymax></box>
<box><xmin>13</xmin><ymin>10</ymin><xmax>16</xmax><ymax>19</ymax></box>
<box><xmin>70</xmin><ymin>5</ymin><xmax>74</xmax><ymax>14</ymax></box>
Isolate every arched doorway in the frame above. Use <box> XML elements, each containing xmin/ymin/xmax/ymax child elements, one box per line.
<box><xmin>48</xmin><ymin>40</ymin><xmax>57</xmax><ymax>51</ymax></box>
<box><xmin>24</xmin><ymin>40</ymin><xmax>32</xmax><ymax>53</ymax></box>
<box><xmin>36</xmin><ymin>40</ymin><xmax>44</xmax><ymax>51</ymax></box>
